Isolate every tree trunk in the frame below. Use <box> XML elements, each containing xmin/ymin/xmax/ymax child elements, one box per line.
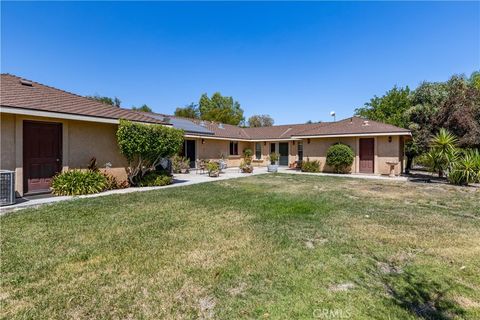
<box><xmin>405</xmin><ymin>156</ymin><xmax>413</xmax><ymax>174</ymax></box>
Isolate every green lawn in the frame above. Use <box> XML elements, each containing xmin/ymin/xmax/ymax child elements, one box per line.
<box><xmin>1</xmin><ymin>174</ymin><xmax>479</xmax><ymax>319</ymax></box>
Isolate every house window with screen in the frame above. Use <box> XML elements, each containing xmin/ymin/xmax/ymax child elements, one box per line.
<box><xmin>298</xmin><ymin>141</ymin><xmax>303</xmax><ymax>161</ymax></box>
<box><xmin>229</xmin><ymin>141</ymin><xmax>239</xmax><ymax>156</ymax></box>
<box><xmin>255</xmin><ymin>142</ymin><xmax>262</xmax><ymax>160</ymax></box>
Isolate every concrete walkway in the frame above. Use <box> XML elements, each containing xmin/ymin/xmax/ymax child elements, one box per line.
<box><xmin>1</xmin><ymin>167</ymin><xmax>407</xmax><ymax>214</ymax></box>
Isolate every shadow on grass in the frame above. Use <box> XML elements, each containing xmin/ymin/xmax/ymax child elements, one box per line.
<box><xmin>383</xmin><ymin>270</ymin><xmax>465</xmax><ymax>320</ymax></box>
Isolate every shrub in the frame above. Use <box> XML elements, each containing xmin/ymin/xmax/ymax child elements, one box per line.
<box><xmin>52</xmin><ymin>170</ymin><xmax>107</xmax><ymax>196</ymax></box>
<box><xmin>138</xmin><ymin>171</ymin><xmax>173</xmax><ymax>187</ymax></box>
<box><xmin>117</xmin><ymin>120</ymin><xmax>184</xmax><ymax>185</ymax></box>
<box><xmin>427</xmin><ymin>128</ymin><xmax>458</xmax><ymax>177</ymax></box>
<box><xmin>103</xmin><ymin>173</ymin><xmax>129</xmax><ymax>190</ymax></box>
<box><xmin>268</xmin><ymin>153</ymin><xmax>279</xmax><ymax>165</ymax></box>
<box><xmin>206</xmin><ymin>161</ymin><xmax>220</xmax><ymax>177</ymax></box>
<box><xmin>301</xmin><ymin>158</ymin><xmax>320</xmax><ymax>172</ymax></box>
<box><xmin>448</xmin><ymin>149</ymin><xmax>480</xmax><ymax>185</ymax></box>
<box><xmin>243</xmin><ymin>148</ymin><xmax>253</xmax><ymax>158</ymax></box>
<box><xmin>326</xmin><ymin>143</ymin><xmax>354</xmax><ymax>173</ymax></box>
<box><xmin>172</xmin><ymin>155</ymin><xmax>190</xmax><ymax>174</ymax></box>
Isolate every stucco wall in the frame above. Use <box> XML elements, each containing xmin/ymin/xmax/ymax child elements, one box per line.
<box><xmin>0</xmin><ymin>114</ymin><xmax>128</xmax><ymax>196</ymax></box>
<box><xmin>0</xmin><ymin>113</ymin><xmax>16</xmax><ymax>171</ymax></box>
<box><xmin>303</xmin><ymin>137</ymin><xmax>357</xmax><ymax>173</ymax></box>
<box><xmin>197</xmin><ymin>139</ymin><xmax>252</xmax><ymax>167</ymax></box>
<box><xmin>68</xmin><ymin>120</ymin><xmax>127</xmax><ymax>180</ymax></box>
<box><xmin>376</xmin><ymin>135</ymin><xmax>403</xmax><ymax>175</ymax></box>
<box><xmin>302</xmin><ymin>136</ymin><xmax>403</xmax><ymax>175</ymax></box>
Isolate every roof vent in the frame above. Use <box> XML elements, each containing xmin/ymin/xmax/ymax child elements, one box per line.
<box><xmin>162</xmin><ymin>116</ymin><xmax>171</xmax><ymax>123</ymax></box>
<box><xmin>20</xmin><ymin>79</ymin><xmax>33</xmax><ymax>87</ymax></box>
<box><xmin>218</xmin><ymin>123</ymin><xmax>224</xmax><ymax>129</ymax></box>
<box><xmin>362</xmin><ymin>120</ymin><xmax>370</xmax><ymax>126</ymax></box>
<box><xmin>200</xmin><ymin>121</ymin><xmax>206</xmax><ymax>127</ymax></box>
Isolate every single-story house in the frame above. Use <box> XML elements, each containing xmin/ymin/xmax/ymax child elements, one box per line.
<box><xmin>1</xmin><ymin>74</ymin><xmax>411</xmax><ymax>196</ymax></box>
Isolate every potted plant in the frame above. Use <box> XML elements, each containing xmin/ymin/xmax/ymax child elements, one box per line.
<box><xmin>240</xmin><ymin>150</ymin><xmax>254</xmax><ymax>173</ymax></box>
<box><xmin>172</xmin><ymin>155</ymin><xmax>190</xmax><ymax>174</ymax></box>
<box><xmin>267</xmin><ymin>153</ymin><xmax>279</xmax><ymax>172</ymax></box>
<box><xmin>207</xmin><ymin>161</ymin><xmax>220</xmax><ymax>177</ymax></box>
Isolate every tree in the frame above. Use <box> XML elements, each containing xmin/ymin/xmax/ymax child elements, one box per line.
<box><xmin>248</xmin><ymin>114</ymin><xmax>274</xmax><ymax>127</ymax></box>
<box><xmin>132</xmin><ymin>104</ymin><xmax>152</xmax><ymax>112</ymax></box>
<box><xmin>470</xmin><ymin>71</ymin><xmax>480</xmax><ymax>90</ymax></box>
<box><xmin>426</xmin><ymin>128</ymin><xmax>458</xmax><ymax>177</ymax></box>
<box><xmin>355</xmin><ymin>86</ymin><xmax>411</xmax><ymax>128</ymax></box>
<box><xmin>87</xmin><ymin>95</ymin><xmax>121</xmax><ymax>107</ymax></box>
<box><xmin>198</xmin><ymin>92</ymin><xmax>244</xmax><ymax>125</ymax></box>
<box><xmin>433</xmin><ymin>75</ymin><xmax>480</xmax><ymax>148</ymax></box>
<box><xmin>116</xmin><ymin>120</ymin><xmax>184</xmax><ymax>185</ymax></box>
<box><xmin>174</xmin><ymin>103</ymin><xmax>200</xmax><ymax>119</ymax></box>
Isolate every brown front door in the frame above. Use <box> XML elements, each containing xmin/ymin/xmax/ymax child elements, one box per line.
<box><xmin>359</xmin><ymin>138</ymin><xmax>374</xmax><ymax>173</ymax></box>
<box><xmin>23</xmin><ymin>121</ymin><xmax>62</xmax><ymax>194</ymax></box>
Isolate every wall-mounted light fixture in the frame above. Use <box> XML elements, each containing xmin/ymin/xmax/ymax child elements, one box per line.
<box><xmin>307</xmin><ymin>139</ymin><xmax>311</xmax><ymax>144</ymax></box>
<box><xmin>388</xmin><ymin>136</ymin><xmax>392</xmax><ymax>143</ymax></box>
<box><xmin>264</xmin><ymin>141</ymin><xmax>266</xmax><ymax>146</ymax></box>
<box><xmin>201</xmin><ymin>139</ymin><xmax>205</xmax><ymax>144</ymax></box>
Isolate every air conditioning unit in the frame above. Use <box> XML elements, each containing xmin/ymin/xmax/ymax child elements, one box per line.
<box><xmin>0</xmin><ymin>170</ymin><xmax>16</xmax><ymax>206</ymax></box>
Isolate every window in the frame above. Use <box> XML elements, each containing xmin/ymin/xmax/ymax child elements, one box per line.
<box><xmin>270</xmin><ymin>143</ymin><xmax>276</xmax><ymax>154</ymax></box>
<box><xmin>229</xmin><ymin>141</ymin><xmax>238</xmax><ymax>156</ymax></box>
<box><xmin>298</xmin><ymin>141</ymin><xmax>303</xmax><ymax>161</ymax></box>
<box><xmin>255</xmin><ymin>142</ymin><xmax>262</xmax><ymax>160</ymax></box>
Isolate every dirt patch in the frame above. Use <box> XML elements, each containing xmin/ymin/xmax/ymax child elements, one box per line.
<box><xmin>377</xmin><ymin>262</ymin><xmax>403</xmax><ymax>274</ymax></box>
<box><xmin>199</xmin><ymin>296</ymin><xmax>216</xmax><ymax>319</ymax></box>
<box><xmin>228</xmin><ymin>282</ymin><xmax>248</xmax><ymax>297</ymax></box>
<box><xmin>328</xmin><ymin>282</ymin><xmax>355</xmax><ymax>292</ymax></box>
<box><xmin>454</xmin><ymin>296</ymin><xmax>480</xmax><ymax>309</ymax></box>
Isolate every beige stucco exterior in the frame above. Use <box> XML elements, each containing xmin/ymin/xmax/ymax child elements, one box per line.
<box><xmin>1</xmin><ymin>113</ymin><xmax>128</xmax><ymax>196</ymax></box>
<box><xmin>1</xmin><ymin>112</ymin><xmax>407</xmax><ymax>197</ymax></box>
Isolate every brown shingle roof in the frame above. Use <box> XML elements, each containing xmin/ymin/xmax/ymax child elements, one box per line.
<box><xmin>292</xmin><ymin>116</ymin><xmax>410</xmax><ymax>137</ymax></box>
<box><xmin>242</xmin><ymin>122</ymin><xmax>331</xmax><ymax>139</ymax></box>
<box><xmin>0</xmin><ymin>74</ymin><xmax>167</xmax><ymax>124</ymax></box>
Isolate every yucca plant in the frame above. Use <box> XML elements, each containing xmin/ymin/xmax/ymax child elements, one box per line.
<box><xmin>427</xmin><ymin>128</ymin><xmax>458</xmax><ymax>177</ymax></box>
<box><xmin>448</xmin><ymin>149</ymin><xmax>480</xmax><ymax>185</ymax></box>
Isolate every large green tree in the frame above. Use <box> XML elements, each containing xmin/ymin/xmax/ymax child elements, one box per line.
<box><xmin>174</xmin><ymin>103</ymin><xmax>200</xmax><ymax>119</ymax></box>
<box><xmin>355</xmin><ymin>86</ymin><xmax>411</xmax><ymax>128</ymax></box>
<box><xmin>87</xmin><ymin>95</ymin><xmax>121</xmax><ymax>107</ymax></box>
<box><xmin>248</xmin><ymin>114</ymin><xmax>274</xmax><ymax>127</ymax></box>
<box><xmin>198</xmin><ymin>92</ymin><xmax>244</xmax><ymax>125</ymax></box>
<box><xmin>131</xmin><ymin>104</ymin><xmax>152</xmax><ymax>112</ymax></box>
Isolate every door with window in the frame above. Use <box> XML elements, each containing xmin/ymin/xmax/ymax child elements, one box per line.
<box><xmin>279</xmin><ymin>142</ymin><xmax>289</xmax><ymax>166</ymax></box>
<box><xmin>23</xmin><ymin>121</ymin><xmax>62</xmax><ymax>194</ymax></box>
<box><xmin>359</xmin><ymin>138</ymin><xmax>374</xmax><ymax>173</ymax></box>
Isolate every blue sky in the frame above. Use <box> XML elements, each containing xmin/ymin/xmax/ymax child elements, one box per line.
<box><xmin>2</xmin><ymin>1</ymin><xmax>479</xmax><ymax>124</ymax></box>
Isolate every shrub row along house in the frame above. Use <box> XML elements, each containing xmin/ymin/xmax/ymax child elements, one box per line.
<box><xmin>1</xmin><ymin>74</ymin><xmax>411</xmax><ymax>196</ymax></box>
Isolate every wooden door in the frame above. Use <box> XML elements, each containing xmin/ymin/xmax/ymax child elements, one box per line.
<box><xmin>23</xmin><ymin>121</ymin><xmax>62</xmax><ymax>194</ymax></box>
<box><xmin>359</xmin><ymin>138</ymin><xmax>374</xmax><ymax>173</ymax></box>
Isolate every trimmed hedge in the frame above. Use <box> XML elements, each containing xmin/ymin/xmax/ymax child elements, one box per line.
<box><xmin>326</xmin><ymin>143</ymin><xmax>354</xmax><ymax>173</ymax></box>
<box><xmin>138</xmin><ymin>172</ymin><xmax>173</xmax><ymax>187</ymax></box>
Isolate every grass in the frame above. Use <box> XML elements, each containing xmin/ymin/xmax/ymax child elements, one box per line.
<box><xmin>1</xmin><ymin>174</ymin><xmax>479</xmax><ymax>319</ymax></box>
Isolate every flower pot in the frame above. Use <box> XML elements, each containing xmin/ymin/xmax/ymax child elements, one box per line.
<box><xmin>208</xmin><ymin>171</ymin><xmax>220</xmax><ymax>177</ymax></box>
<box><xmin>267</xmin><ymin>164</ymin><xmax>278</xmax><ymax>173</ymax></box>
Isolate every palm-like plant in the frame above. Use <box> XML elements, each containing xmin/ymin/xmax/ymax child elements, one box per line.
<box><xmin>428</xmin><ymin>128</ymin><xmax>458</xmax><ymax>177</ymax></box>
<box><xmin>449</xmin><ymin>149</ymin><xmax>480</xmax><ymax>185</ymax></box>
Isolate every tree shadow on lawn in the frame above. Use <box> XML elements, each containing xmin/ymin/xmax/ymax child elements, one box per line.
<box><xmin>382</xmin><ymin>269</ymin><xmax>465</xmax><ymax>320</ymax></box>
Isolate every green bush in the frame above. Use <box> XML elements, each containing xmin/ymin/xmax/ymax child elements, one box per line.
<box><xmin>326</xmin><ymin>143</ymin><xmax>354</xmax><ymax>173</ymax></box>
<box><xmin>301</xmin><ymin>158</ymin><xmax>320</xmax><ymax>172</ymax></box>
<box><xmin>117</xmin><ymin>120</ymin><xmax>184</xmax><ymax>185</ymax></box>
<box><xmin>268</xmin><ymin>153</ymin><xmax>279</xmax><ymax>165</ymax></box>
<box><xmin>52</xmin><ymin>170</ymin><xmax>107</xmax><ymax>196</ymax></box>
<box><xmin>171</xmin><ymin>155</ymin><xmax>190</xmax><ymax>173</ymax></box>
<box><xmin>448</xmin><ymin>149</ymin><xmax>480</xmax><ymax>185</ymax></box>
<box><xmin>138</xmin><ymin>172</ymin><xmax>173</xmax><ymax>187</ymax></box>
<box><xmin>243</xmin><ymin>148</ymin><xmax>253</xmax><ymax>158</ymax></box>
